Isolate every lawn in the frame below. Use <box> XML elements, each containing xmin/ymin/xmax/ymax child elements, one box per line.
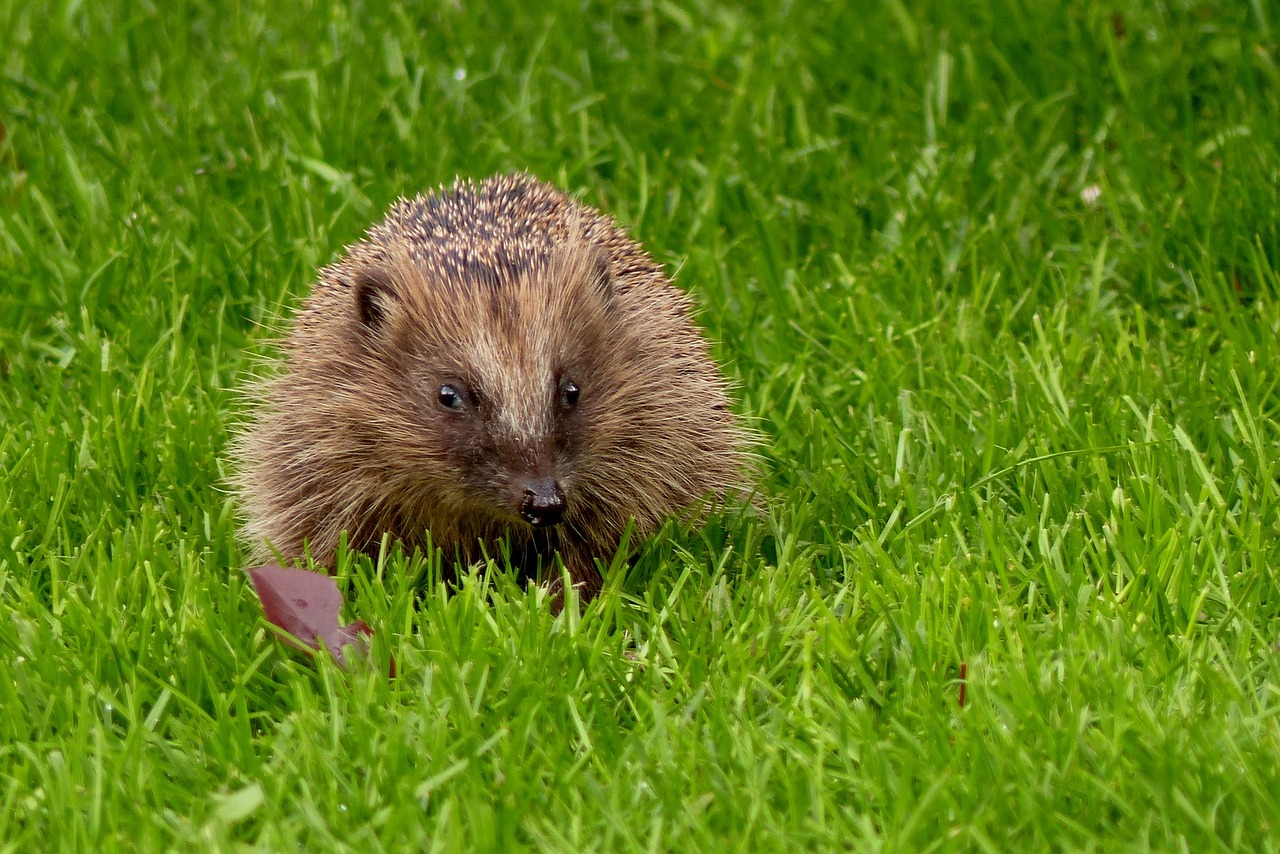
<box><xmin>2</xmin><ymin>0</ymin><xmax>1279</xmax><ymax>849</ymax></box>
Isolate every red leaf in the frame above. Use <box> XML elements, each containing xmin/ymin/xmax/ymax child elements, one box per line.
<box><xmin>247</xmin><ymin>564</ymin><xmax>377</xmax><ymax>670</ymax></box>
<box><xmin>1110</xmin><ymin>12</ymin><xmax>1127</xmax><ymax>40</ymax></box>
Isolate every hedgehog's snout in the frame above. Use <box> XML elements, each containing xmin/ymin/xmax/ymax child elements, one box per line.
<box><xmin>519</xmin><ymin>477</ymin><xmax>566</xmax><ymax>527</ymax></box>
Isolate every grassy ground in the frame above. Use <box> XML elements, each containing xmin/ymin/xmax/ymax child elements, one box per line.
<box><xmin>2</xmin><ymin>0</ymin><xmax>1279</xmax><ymax>849</ymax></box>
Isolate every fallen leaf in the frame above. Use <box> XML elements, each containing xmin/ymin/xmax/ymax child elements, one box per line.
<box><xmin>1110</xmin><ymin>12</ymin><xmax>1126</xmax><ymax>40</ymax></box>
<box><xmin>247</xmin><ymin>564</ymin><xmax>391</xmax><ymax>674</ymax></box>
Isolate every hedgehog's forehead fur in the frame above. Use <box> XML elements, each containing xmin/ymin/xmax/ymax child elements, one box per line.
<box><xmin>300</xmin><ymin>175</ymin><xmax>654</xmax><ymax>436</ymax></box>
<box><xmin>360</xmin><ymin>236</ymin><xmax>615</xmax><ymax>443</ymax></box>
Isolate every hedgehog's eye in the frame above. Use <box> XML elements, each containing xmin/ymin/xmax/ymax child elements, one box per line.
<box><xmin>438</xmin><ymin>384</ymin><xmax>464</xmax><ymax>411</ymax></box>
<box><xmin>559</xmin><ymin>379</ymin><xmax>581</xmax><ymax>410</ymax></box>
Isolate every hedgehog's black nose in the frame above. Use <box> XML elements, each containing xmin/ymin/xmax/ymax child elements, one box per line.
<box><xmin>520</xmin><ymin>478</ymin><xmax>566</xmax><ymax>527</ymax></box>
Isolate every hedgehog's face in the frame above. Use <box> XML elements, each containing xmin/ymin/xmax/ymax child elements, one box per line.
<box><xmin>347</xmin><ymin>243</ymin><xmax>623</xmax><ymax>528</ymax></box>
<box><xmin>422</xmin><ymin>367</ymin><xmax>583</xmax><ymax>528</ymax></box>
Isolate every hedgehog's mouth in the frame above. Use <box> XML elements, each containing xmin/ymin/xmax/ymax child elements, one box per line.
<box><xmin>507</xmin><ymin>527</ymin><xmax>564</xmax><ymax>587</ymax></box>
<box><xmin>518</xmin><ymin>476</ymin><xmax>567</xmax><ymax>527</ymax></box>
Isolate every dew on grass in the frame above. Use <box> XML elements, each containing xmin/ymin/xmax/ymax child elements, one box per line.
<box><xmin>453</xmin><ymin>67</ymin><xmax>467</xmax><ymax>82</ymax></box>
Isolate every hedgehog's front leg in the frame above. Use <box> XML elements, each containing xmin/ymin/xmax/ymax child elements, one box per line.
<box><xmin>544</xmin><ymin>549</ymin><xmax>604</xmax><ymax>614</ymax></box>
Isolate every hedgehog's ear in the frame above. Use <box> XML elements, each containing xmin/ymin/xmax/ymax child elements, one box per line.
<box><xmin>353</xmin><ymin>269</ymin><xmax>399</xmax><ymax>330</ymax></box>
<box><xmin>548</xmin><ymin>242</ymin><xmax>613</xmax><ymax>307</ymax></box>
<box><xmin>584</xmin><ymin>246</ymin><xmax>614</xmax><ymax>305</ymax></box>
<box><xmin>562</xmin><ymin>244</ymin><xmax>614</xmax><ymax>307</ymax></box>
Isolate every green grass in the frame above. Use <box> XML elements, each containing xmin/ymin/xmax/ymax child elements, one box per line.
<box><xmin>3</xmin><ymin>0</ymin><xmax>1279</xmax><ymax>849</ymax></box>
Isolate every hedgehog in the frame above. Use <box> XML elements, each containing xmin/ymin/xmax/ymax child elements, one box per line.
<box><xmin>232</xmin><ymin>173</ymin><xmax>751</xmax><ymax>603</ymax></box>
